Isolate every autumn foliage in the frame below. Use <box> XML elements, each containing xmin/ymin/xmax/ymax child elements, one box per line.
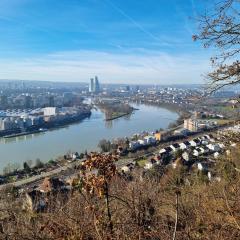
<box><xmin>0</xmin><ymin>149</ymin><xmax>240</xmax><ymax>239</ymax></box>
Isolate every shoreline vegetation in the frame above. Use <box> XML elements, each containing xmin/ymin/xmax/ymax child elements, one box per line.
<box><xmin>105</xmin><ymin>107</ymin><xmax>139</xmax><ymax>121</ymax></box>
<box><xmin>95</xmin><ymin>100</ymin><xmax>137</xmax><ymax>121</ymax></box>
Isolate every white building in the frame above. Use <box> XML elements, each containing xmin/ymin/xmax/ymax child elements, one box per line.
<box><xmin>189</xmin><ymin>139</ymin><xmax>200</xmax><ymax>147</ymax></box>
<box><xmin>143</xmin><ymin>136</ymin><xmax>156</xmax><ymax>145</ymax></box>
<box><xmin>43</xmin><ymin>107</ymin><xmax>58</xmax><ymax>116</ymax></box>
<box><xmin>207</xmin><ymin>144</ymin><xmax>221</xmax><ymax>152</ymax></box>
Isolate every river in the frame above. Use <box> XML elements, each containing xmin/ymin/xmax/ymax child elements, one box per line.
<box><xmin>0</xmin><ymin>103</ymin><xmax>178</xmax><ymax>171</ymax></box>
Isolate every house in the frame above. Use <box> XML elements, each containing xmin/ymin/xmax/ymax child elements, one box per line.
<box><xmin>205</xmin><ymin>134</ymin><xmax>215</xmax><ymax>142</ymax></box>
<box><xmin>129</xmin><ymin>141</ymin><xmax>140</xmax><ymax>150</ymax></box>
<box><xmin>197</xmin><ymin>162</ymin><xmax>204</xmax><ymax>171</ymax></box>
<box><xmin>179</xmin><ymin>142</ymin><xmax>187</xmax><ymax>150</ymax></box>
<box><xmin>144</xmin><ymin>159</ymin><xmax>157</xmax><ymax>170</ymax></box>
<box><xmin>217</xmin><ymin>143</ymin><xmax>225</xmax><ymax>149</ymax></box>
<box><xmin>154</xmin><ymin>132</ymin><xmax>161</xmax><ymax>141</ymax></box>
<box><xmin>203</xmin><ymin>135</ymin><xmax>211</xmax><ymax>140</ymax></box>
<box><xmin>182</xmin><ymin>151</ymin><xmax>190</xmax><ymax>161</ymax></box>
<box><xmin>193</xmin><ymin>148</ymin><xmax>201</xmax><ymax>157</ymax></box>
<box><xmin>38</xmin><ymin>177</ymin><xmax>65</xmax><ymax>193</ymax></box>
<box><xmin>170</xmin><ymin>143</ymin><xmax>180</xmax><ymax>152</ymax></box>
<box><xmin>180</xmin><ymin>141</ymin><xmax>191</xmax><ymax>150</ymax></box>
<box><xmin>71</xmin><ymin>153</ymin><xmax>78</xmax><ymax>160</ymax></box>
<box><xmin>193</xmin><ymin>138</ymin><xmax>201</xmax><ymax>145</ymax></box>
<box><xmin>202</xmin><ymin>146</ymin><xmax>210</xmax><ymax>153</ymax></box>
<box><xmin>159</xmin><ymin>148</ymin><xmax>166</xmax><ymax>154</ymax></box>
<box><xmin>193</xmin><ymin>147</ymin><xmax>205</xmax><ymax>157</ymax></box>
<box><xmin>159</xmin><ymin>146</ymin><xmax>172</xmax><ymax>155</ymax></box>
<box><xmin>201</xmin><ymin>140</ymin><xmax>209</xmax><ymax>145</ymax></box>
<box><xmin>197</xmin><ymin>162</ymin><xmax>209</xmax><ymax>171</ymax></box>
<box><xmin>199</xmin><ymin>147</ymin><xmax>205</xmax><ymax>154</ymax></box>
<box><xmin>200</xmin><ymin>135</ymin><xmax>208</xmax><ymax>140</ymax></box>
<box><xmin>154</xmin><ymin>131</ymin><xmax>169</xmax><ymax>141</ymax></box>
<box><xmin>189</xmin><ymin>139</ymin><xmax>200</xmax><ymax>147</ymax></box>
<box><xmin>207</xmin><ymin>144</ymin><xmax>221</xmax><ymax>152</ymax></box>
<box><xmin>144</xmin><ymin>162</ymin><xmax>154</xmax><ymax>169</ymax></box>
<box><xmin>138</xmin><ymin>139</ymin><xmax>146</xmax><ymax>146</ymax></box>
<box><xmin>144</xmin><ymin>136</ymin><xmax>156</xmax><ymax>145</ymax></box>
<box><xmin>121</xmin><ymin>166</ymin><xmax>131</xmax><ymax>173</ymax></box>
<box><xmin>209</xmin><ymin>138</ymin><xmax>216</xmax><ymax>142</ymax></box>
<box><xmin>174</xmin><ymin>128</ymin><xmax>190</xmax><ymax>136</ymax></box>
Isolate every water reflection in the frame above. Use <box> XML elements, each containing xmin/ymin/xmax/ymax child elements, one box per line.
<box><xmin>105</xmin><ymin>120</ymin><xmax>113</xmax><ymax>129</ymax></box>
<box><xmin>0</xmin><ymin>132</ymin><xmax>46</xmax><ymax>144</ymax></box>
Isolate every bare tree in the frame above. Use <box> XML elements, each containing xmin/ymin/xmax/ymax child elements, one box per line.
<box><xmin>193</xmin><ymin>0</ymin><xmax>240</xmax><ymax>94</ymax></box>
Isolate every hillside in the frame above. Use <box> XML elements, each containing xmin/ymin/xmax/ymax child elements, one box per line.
<box><xmin>0</xmin><ymin>134</ymin><xmax>239</xmax><ymax>239</ymax></box>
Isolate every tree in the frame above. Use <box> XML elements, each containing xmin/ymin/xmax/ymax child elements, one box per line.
<box><xmin>193</xmin><ymin>0</ymin><xmax>240</xmax><ymax>94</ymax></box>
<box><xmin>26</xmin><ymin>160</ymin><xmax>33</xmax><ymax>168</ymax></box>
<box><xmin>81</xmin><ymin>153</ymin><xmax>118</xmax><ymax>234</ymax></box>
<box><xmin>98</xmin><ymin>139</ymin><xmax>111</xmax><ymax>152</ymax></box>
<box><xmin>23</xmin><ymin>162</ymin><xmax>31</xmax><ymax>173</ymax></box>
<box><xmin>35</xmin><ymin>158</ymin><xmax>44</xmax><ymax>168</ymax></box>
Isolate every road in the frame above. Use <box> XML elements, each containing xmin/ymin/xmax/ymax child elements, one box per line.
<box><xmin>0</xmin><ymin>156</ymin><xmax>136</xmax><ymax>191</ymax></box>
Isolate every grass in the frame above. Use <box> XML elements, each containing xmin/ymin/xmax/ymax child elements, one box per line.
<box><xmin>137</xmin><ymin>159</ymin><xmax>147</xmax><ymax>167</ymax></box>
<box><xmin>111</xmin><ymin>112</ymin><xmax>126</xmax><ymax>118</ymax></box>
<box><xmin>215</xmin><ymin>119</ymin><xmax>234</xmax><ymax>125</ymax></box>
<box><xmin>207</xmin><ymin>118</ymin><xmax>234</xmax><ymax>125</ymax></box>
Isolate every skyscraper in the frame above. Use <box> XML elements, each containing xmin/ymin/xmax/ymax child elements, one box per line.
<box><xmin>94</xmin><ymin>76</ymin><xmax>100</xmax><ymax>93</ymax></box>
<box><xmin>89</xmin><ymin>78</ymin><xmax>94</xmax><ymax>92</ymax></box>
<box><xmin>89</xmin><ymin>76</ymin><xmax>100</xmax><ymax>93</ymax></box>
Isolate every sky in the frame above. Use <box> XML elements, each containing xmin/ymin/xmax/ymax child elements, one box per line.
<box><xmin>0</xmin><ymin>0</ymin><xmax>214</xmax><ymax>84</ymax></box>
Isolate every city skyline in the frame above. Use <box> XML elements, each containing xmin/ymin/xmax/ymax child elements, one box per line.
<box><xmin>0</xmin><ymin>0</ymin><xmax>213</xmax><ymax>84</ymax></box>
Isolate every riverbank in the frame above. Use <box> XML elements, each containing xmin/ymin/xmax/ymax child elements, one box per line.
<box><xmin>105</xmin><ymin>108</ymin><xmax>139</xmax><ymax>121</ymax></box>
<box><xmin>95</xmin><ymin>100</ymin><xmax>136</xmax><ymax>121</ymax></box>
<box><xmin>129</xmin><ymin>100</ymin><xmax>191</xmax><ymax>131</ymax></box>
<box><xmin>106</xmin><ymin>112</ymin><xmax>132</xmax><ymax>121</ymax></box>
<box><xmin>3</xmin><ymin>129</ymin><xmax>47</xmax><ymax>139</ymax></box>
<box><xmin>0</xmin><ymin>111</ymin><xmax>91</xmax><ymax>139</ymax></box>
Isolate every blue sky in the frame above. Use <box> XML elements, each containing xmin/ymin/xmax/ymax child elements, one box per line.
<box><xmin>0</xmin><ymin>0</ymin><xmax>213</xmax><ymax>84</ymax></box>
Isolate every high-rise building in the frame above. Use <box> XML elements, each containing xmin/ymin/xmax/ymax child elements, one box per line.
<box><xmin>89</xmin><ymin>78</ymin><xmax>94</xmax><ymax>92</ymax></box>
<box><xmin>89</xmin><ymin>76</ymin><xmax>100</xmax><ymax>93</ymax></box>
<box><xmin>94</xmin><ymin>76</ymin><xmax>100</xmax><ymax>93</ymax></box>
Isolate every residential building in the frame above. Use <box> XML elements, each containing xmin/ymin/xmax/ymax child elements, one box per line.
<box><xmin>43</xmin><ymin>107</ymin><xmax>58</xmax><ymax>116</ymax></box>
<box><xmin>184</xmin><ymin>118</ymin><xmax>200</xmax><ymax>132</ymax></box>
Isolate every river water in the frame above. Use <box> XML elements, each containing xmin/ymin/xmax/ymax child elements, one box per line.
<box><xmin>0</xmin><ymin>103</ymin><xmax>178</xmax><ymax>171</ymax></box>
